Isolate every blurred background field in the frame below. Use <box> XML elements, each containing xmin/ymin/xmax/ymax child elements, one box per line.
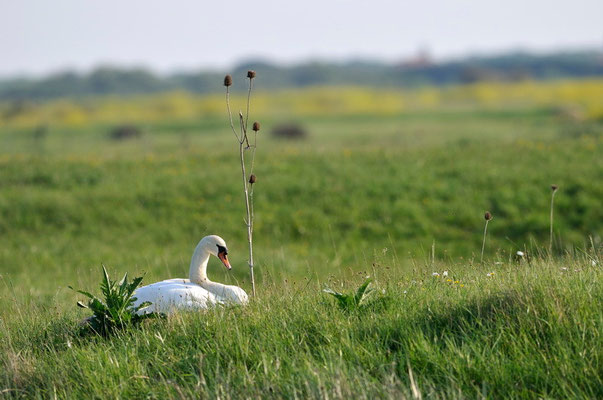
<box><xmin>1</xmin><ymin>77</ymin><xmax>602</xmax><ymax>308</ymax></box>
<box><xmin>2</xmin><ymin>78</ymin><xmax>603</xmax><ymax>129</ymax></box>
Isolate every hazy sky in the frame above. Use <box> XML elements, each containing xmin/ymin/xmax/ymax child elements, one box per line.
<box><xmin>1</xmin><ymin>0</ymin><xmax>602</xmax><ymax>77</ymax></box>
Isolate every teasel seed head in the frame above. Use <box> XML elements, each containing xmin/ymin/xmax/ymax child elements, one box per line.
<box><xmin>551</xmin><ymin>184</ymin><xmax>558</xmax><ymax>192</ymax></box>
<box><xmin>249</xmin><ymin>174</ymin><xmax>256</xmax><ymax>184</ymax></box>
<box><xmin>484</xmin><ymin>211</ymin><xmax>492</xmax><ymax>221</ymax></box>
<box><xmin>223</xmin><ymin>75</ymin><xmax>232</xmax><ymax>87</ymax></box>
<box><xmin>247</xmin><ymin>70</ymin><xmax>256</xmax><ymax>79</ymax></box>
<box><xmin>252</xmin><ymin>121</ymin><xmax>261</xmax><ymax>132</ymax></box>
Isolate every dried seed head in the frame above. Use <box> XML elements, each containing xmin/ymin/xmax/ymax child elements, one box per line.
<box><xmin>484</xmin><ymin>211</ymin><xmax>492</xmax><ymax>221</ymax></box>
<box><xmin>249</xmin><ymin>174</ymin><xmax>256</xmax><ymax>184</ymax></box>
<box><xmin>252</xmin><ymin>121</ymin><xmax>261</xmax><ymax>132</ymax></box>
<box><xmin>551</xmin><ymin>184</ymin><xmax>558</xmax><ymax>192</ymax></box>
<box><xmin>247</xmin><ymin>70</ymin><xmax>256</xmax><ymax>79</ymax></box>
<box><xmin>223</xmin><ymin>75</ymin><xmax>232</xmax><ymax>87</ymax></box>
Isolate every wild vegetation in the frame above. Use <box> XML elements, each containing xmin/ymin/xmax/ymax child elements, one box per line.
<box><xmin>0</xmin><ymin>78</ymin><xmax>601</xmax><ymax>398</ymax></box>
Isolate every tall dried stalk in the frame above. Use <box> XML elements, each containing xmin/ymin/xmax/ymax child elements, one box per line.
<box><xmin>224</xmin><ymin>72</ymin><xmax>260</xmax><ymax>297</ymax></box>
<box><xmin>481</xmin><ymin>211</ymin><xmax>492</xmax><ymax>263</ymax></box>
<box><xmin>549</xmin><ymin>185</ymin><xmax>558</xmax><ymax>256</ymax></box>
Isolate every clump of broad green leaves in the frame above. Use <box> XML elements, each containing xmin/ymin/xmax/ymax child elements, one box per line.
<box><xmin>70</xmin><ymin>265</ymin><xmax>152</xmax><ymax>336</ymax></box>
<box><xmin>323</xmin><ymin>278</ymin><xmax>374</xmax><ymax>311</ymax></box>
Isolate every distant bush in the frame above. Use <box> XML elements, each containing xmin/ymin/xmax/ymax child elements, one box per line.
<box><xmin>271</xmin><ymin>123</ymin><xmax>307</xmax><ymax>139</ymax></box>
<box><xmin>109</xmin><ymin>124</ymin><xmax>143</xmax><ymax>140</ymax></box>
<box><xmin>32</xmin><ymin>124</ymin><xmax>48</xmax><ymax>140</ymax></box>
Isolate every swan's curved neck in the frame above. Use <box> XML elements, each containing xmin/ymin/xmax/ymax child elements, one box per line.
<box><xmin>189</xmin><ymin>238</ymin><xmax>231</xmax><ymax>296</ymax></box>
<box><xmin>189</xmin><ymin>242</ymin><xmax>212</xmax><ymax>285</ymax></box>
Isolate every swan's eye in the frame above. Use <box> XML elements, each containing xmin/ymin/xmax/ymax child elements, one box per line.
<box><xmin>216</xmin><ymin>244</ymin><xmax>227</xmax><ymax>255</ymax></box>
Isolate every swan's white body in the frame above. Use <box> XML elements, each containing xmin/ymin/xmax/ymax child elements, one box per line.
<box><xmin>132</xmin><ymin>235</ymin><xmax>248</xmax><ymax>315</ymax></box>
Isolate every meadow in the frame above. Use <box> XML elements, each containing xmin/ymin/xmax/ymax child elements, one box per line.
<box><xmin>0</xmin><ymin>80</ymin><xmax>602</xmax><ymax>398</ymax></box>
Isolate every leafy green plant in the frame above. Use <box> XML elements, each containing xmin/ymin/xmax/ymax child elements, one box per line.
<box><xmin>323</xmin><ymin>278</ymin><xmax>374</xmax><ymax>311</ymax></box>
<box><xmin>70</xmin><ymin>265</ymin><xmax>152</xmax><ymax>336</ymax></box>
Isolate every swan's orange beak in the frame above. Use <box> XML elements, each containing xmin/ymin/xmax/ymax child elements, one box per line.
<box><xmin>218</xmin><ymin>251</ymin><xmax>231</xmax><ymax>270</ymax></box>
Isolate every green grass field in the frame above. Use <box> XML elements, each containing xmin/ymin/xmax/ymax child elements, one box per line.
<box><xmin>1</xmin><ymin>84</ymin><xmax>602</xmax><ymax>398</ymax></box>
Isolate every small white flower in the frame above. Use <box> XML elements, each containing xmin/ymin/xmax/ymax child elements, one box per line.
<box><xmin>486</xmin><ymin>272</ymin><xmax>495</xmax><ymax>277</ymax></box>
<box><xmin>592</xmin><ymin>260</ymin><xmax>598</xmax><ymax>267</ymax></box>
<box><xmin>66</xmin><ymin>339</ymin><xmax>72</xmax><ymax>349</ymax></box>
<box><xmin>403</xmin><ymin>290</ymin><xmax>408</xmax><ymax>294</ymax></box>
<box><xmin>442</xmin><ymin>271</ymin><xmax>448</xmax><ymax>277</ymax></box>
<box><xmin>516</xmin><ymin>251</ymin><xmax>525</xmax><ymax>257</ymax></box>
<box><xmin>381</xmin><ymin>289</ymin><xmax>386</xmax><ymax>294</ymax></box>
<box><xmin>432</xmin><ymin>272</ymin><xmax>440</xmax><ymax>277</ymax></box>
<box><xmin>561</xmin><ymin>267</ymin><xmax>568</xmax><ymax>271</ymax></box>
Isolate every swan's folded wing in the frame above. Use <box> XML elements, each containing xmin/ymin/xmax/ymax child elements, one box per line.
<box><xmin>132</xmin><ymin>281</ymin><xmax>217</xmax><ymax>315</ymax></box>
<box><xmin>214</xmin><ymin>285</ymin><xmax>249</xmax><ymax>305</ymax></box>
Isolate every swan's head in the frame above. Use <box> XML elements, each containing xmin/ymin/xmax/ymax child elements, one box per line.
<box><xmin>203</xmin><ymin>235</ymin><xmax>231</xmax><ymax>270</ymax></box>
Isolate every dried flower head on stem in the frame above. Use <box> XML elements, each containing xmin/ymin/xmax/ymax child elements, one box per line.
<box><xmin>224</xmin><ymin>72</ymin><xmax>261</xmax><ymax>297</ymax></box>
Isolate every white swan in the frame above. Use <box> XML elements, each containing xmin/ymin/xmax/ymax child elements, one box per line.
<box><xmin>132</xmin><ymin>235</ymin><xmax>248</xmax><ymax>315</ymax></box>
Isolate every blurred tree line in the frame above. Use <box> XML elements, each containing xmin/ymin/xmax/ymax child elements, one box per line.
<box><xmin>0</xmin><ymin>50</ymin><xmax>602</xmax><ymax>101</ymax></box>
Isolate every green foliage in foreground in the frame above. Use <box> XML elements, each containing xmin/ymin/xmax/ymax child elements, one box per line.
<box><xmin>70</xmin><ymin>265</ymin><xmax>151</xmax><ymax>336</ymax></box>
<box><xmin>1</xmin><ymin>257</ymin><xmax>601</xmax><ymax>399</ymax></box>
